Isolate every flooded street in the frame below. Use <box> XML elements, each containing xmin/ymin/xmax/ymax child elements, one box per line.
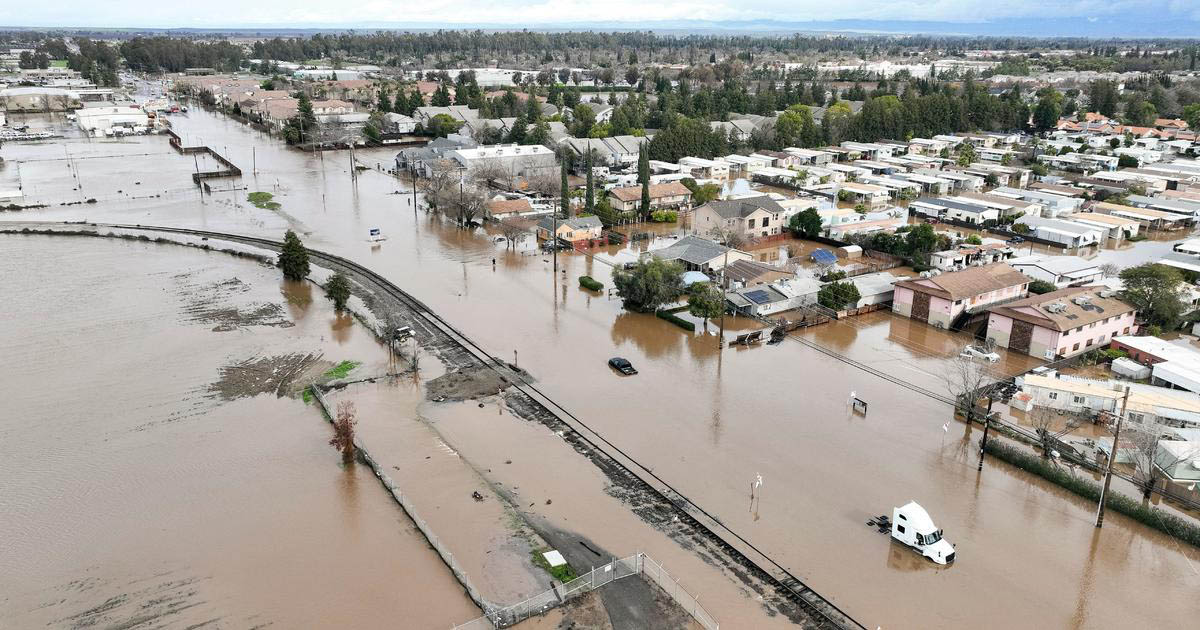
<box><xmin>0</xmin><ymin>236</ymin><xmax>480</xmax><ymax>628</ymax></box>
<box><xmin>5</xmin><ymin>107</ymin><xmax>1200</xmax><ymax>628</ymax></box>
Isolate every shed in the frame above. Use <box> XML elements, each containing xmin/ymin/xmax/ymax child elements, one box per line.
<box><xmin>1112</xmin><ymin>357</ymin><xmax>1152</xmax><ymax>380</ymax></box>
<box><xmin>838</xmin><ymin>245</ymin><xmax>863</xmax><ymax>259</ymax></box>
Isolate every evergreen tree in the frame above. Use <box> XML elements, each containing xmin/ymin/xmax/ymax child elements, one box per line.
<box><xmin>324</xmin><ymin>273</ymin><xmax>352</xmax><ymax>312</ymax></box>
<box><xmin>638</xmin><ymin>144</ymin><xmax>650</xmax><ymax>217</ymax></box>
<box><xmin>585</xmin><ymin>154</ymin><xmax>595</xmax><ymax>214</ymax></box>
<box><xmin>431</xmin><ymin>82</ymin><xmax>452</xmax><ymax>106</ymax></box>
<box><xmin>278</xmin><ymin>230</ymin><xmax>310</xmax><ymax>281</ymax></box>
<box><xmin>505</xmin><ymin>113</ymin><xmax>527</xmax><ymax>144</ymax></box>
<box><xmin>377</xmin><ymin>86</ymin><xmax>391</xmax><ymax>113</ymax></box>
<box><xmin>409</xmin><ymin>89</ymin><xmax>425</xmax><ymax>114</ymax></box>
<box><xmin>393</xmin><ymin>89</ymin><xmax>407</xmax><ymax>114</ymax></box>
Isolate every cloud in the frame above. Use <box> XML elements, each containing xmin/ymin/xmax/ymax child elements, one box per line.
<box><xmin>8</xmin><ymin>0</ymin><xmax>1199</xmax><ymax>28</ymax></box>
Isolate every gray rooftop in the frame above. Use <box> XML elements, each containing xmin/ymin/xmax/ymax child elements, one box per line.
<box><xmin>699</xmin><ymin>195</ymin><xmax>786</xmax><ymax>219</ymax></box>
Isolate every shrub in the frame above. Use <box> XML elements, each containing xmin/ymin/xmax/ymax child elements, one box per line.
<box><xmin>579</xmin><ymin>275</ymin><xmax>603</xmax><ymax>291</ymax></box>
<box><xmin>1028</xmin><ymin>279</ymin><xmax>1057</xmax><ymax>294</ymax></box>
<box><xmin>656</xmin><ymin>309</ymin><xmax>695</xmax><ymax>331</ymax></box>
<box><xmin>983</xmin><ymin>440</ymin><xmax>1200</xmax><ymax>548</ymax></box>
<box><xmin>650</xmin><ymin>210</ymin><xmax>678</xmax><ymax>223</ymax></box>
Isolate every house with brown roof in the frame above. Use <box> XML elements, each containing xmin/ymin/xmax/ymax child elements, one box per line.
<box><xmin>485</xmin><ymin>197</ymin><xmax>535</xmax><ymax>219</ymax></box>
<box><xmin>608</xmin><ymin>182</ymin><xmax>693</xmax><ymax>213</ymax></box>
<box><xmin>892</xmin><ymin>263</ymin><xmax>1030</xmax><ymax>330</ymax></box>
<box><xmin>986</xmin><ymin>286</ymin><xmax>1136</xmax><ymax>359</ymax></box>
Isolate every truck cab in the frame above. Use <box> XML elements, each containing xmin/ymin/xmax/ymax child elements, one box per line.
<box><xmin>891</xmin><ymin>501</ymin><xmax>955</xmax><ymax>565</ymax></box>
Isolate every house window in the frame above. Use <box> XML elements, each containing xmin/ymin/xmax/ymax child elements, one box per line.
<box><xmin>763</xmin><ymin>217</ymin><xmax>770</xmax><ymax>227</ymax></box>
<box><xmin>1086</xmin><ymin>338</ymin><xmax>1093</xmax><ymax>347</ymax></box>
<box><xmin>1128</xmin><ymin>412</ymin><xmax>1145</xmax><ymax>424</ymax></box>
<box><xmin>1073</xmin><ymin>343</ymin><xmax>1080</xmax><ymax>351</ymax></box>
<box><xmin>748</xmin><ymin>218</ymin><xmax>756</xmax><ymax>228</ymax></box>
<box><xmin>1072</xmin><ymin>395</ymin><xmax>1085</xmax><ymax>405</ymax></box>
<box><xmin>1049</xmin><ymin>392</ymin><xmax>1058</xmax><ymax>400</ymax></box>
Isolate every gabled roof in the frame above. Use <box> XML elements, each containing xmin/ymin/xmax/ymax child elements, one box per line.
<box><xmin>608</xmin><ymin>182</ymin><xmax>692</xmax><ymax>203</ymax></box>
<box><xmin>895</xmin><ymin>263</ymin><xmax>1029</xmax><ymax>301</ymax></box>
<box><xmin>486</xmin><ymin>198</ymin><xmax>532</xmax><ymax>215</ymax></box>
<box><xmin>652</xmin><ymin>235</ymin><xmax>738</xmax><ymax>266</ymax></box>
<box><xmin>697</xmin><ymin>195</ymin><xmax>786</xmax><ymax>219</ymax></box>
<box><xmin>723</xmin><ymin>259</ymin><xmax>794</xmax><ymax>285</ymax></box>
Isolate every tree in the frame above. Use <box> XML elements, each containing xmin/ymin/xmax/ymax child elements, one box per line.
<box><xmin>904</xmin><ymin>223</ymin><xmax>939</xmax><ymax>260</ymax></box>
<box><xmin>584</xmin><ymin>154</ymin><xmax>595</xmax><ymax>214</ymax></box>
<box><xmin>681</xmin><ymin>178</ymin><xmax>721</xmax><ymax>205</ymax></box>
<box><xmin>431</xmin><ymin>82</ymin><xmax>452</xmax><ymax>106</ymax></box>
<box><xmin>425</xmin><ymin>113</ymin><xmax>462</xmax><ymax>138</ymax></box>
<box><xmin>1099</xmin><ymin>263</ymin><xmax>1121</xmax><ymax>278</ymax></box>
<box><xmin>1028</xmin><ymin>279</ymin><xmax>1057</xmax><ymax>295</ymax></box>
<box><xmin>572</xmin><ymin>103</ymin><xmax>596</xmax><ymax>137</ymax></box>
<box><xmin>818</xmin><ymin>280</ymin><xmax>861</xmax><ymax>310</ymax></box>
<box><xmin>376</xmin><ymin>86</ymin><xmax>391</xmax><ymax>113</ymax></box>
<box><xmin>788</xmin><ymin>207</ymin><xmax>822</xmax><ymax>238</ymax></box>
<box><xmin>957</xmin><ymin>142</ymin><xmax>976</xmax><ymax>166</ymax></box>
<box><xmin>283</xmin><ymin>93</ymin><xmax>318</xmax><ymax>144</ymax></box>
<box><xmin>1088</xmin><ymin>79</ymin><xmax>1119</xmax><ymax>118</ymax></box>
<box><xmin>612</xmin><ymin>258</ymin><xmax>685</xmax><ymax>312</ymax></box>
<box><xmin>324</xmin><ymin>273</ymin><xmax>352</xmax><ymax>312</ymax></box>
<box><xmin>638</xmin><ymin>144</ymin><xmax>650</xmax><ymax>216</ymax></box>
<box><xmin>1029</xmin><ymin>405</ymin><xmax>1083</xmax><ymax>459</ymax></box>
<box><xmin>1119</xmin><ymin>263</ymin><xmax>1189</xmax><ymax>329</ymax></box>
<box><xmin>687</xmin><ymin>282</ymin><xmax>725</xmax><ymax>328</ymax></box>
<box><xmin>329</xmin><ymin>400</ymin><xmax>357</xmax><ymax>464</ymax></box>
<box><xmin>1117</xmin><ymin>154</ymin><xmax>1139</xmax><ymax>169</ymax></box>
<box><xmin>965</xmin><ymin>234</ymin><xmax>983</xmax><ymax>245</ymax></box>
<box><xmin>1184</xmin><ymin>103</ymin><xmax>1200</xmax><ymax>132</ymax></box>
<box><xmin>941</xmin><ymin>353</ymin><xmax>996</xmax><ymax>429</ymax></box>
<box><xmin>279</xmin><ymin>230</ymin><xmax>310</xmax><ymax>281</ymax></box>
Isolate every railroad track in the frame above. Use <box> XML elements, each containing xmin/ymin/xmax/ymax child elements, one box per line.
<box><xmin>29</xmin><ymin>221</ymin><xmax>868</xmax><ymax>630</ymax></box>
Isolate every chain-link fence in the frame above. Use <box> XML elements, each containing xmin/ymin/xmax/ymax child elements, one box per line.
<box><xmin>452</xmin><ymin>553</ymin><xmax>717</xmax><ymax>629</ymax></box>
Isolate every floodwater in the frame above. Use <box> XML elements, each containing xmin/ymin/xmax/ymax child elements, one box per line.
<box><xmin>0</xmin><ymin>235</ymin><xmax>480</xmax><ymax>628</ymax></box>
<box><xmin>4</xmin><ymin>106</ymin><xmax>1200</xmax><ymax>628</ymax></box>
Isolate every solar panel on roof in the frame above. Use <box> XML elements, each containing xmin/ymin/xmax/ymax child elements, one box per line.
<box><xmin>811</xmin><ymin>249</ymin><xmax>838</xmax><ymax>265</ymax></box>
<box><xmin>744</xmin><ymin>289</ymin><xmax>772</xmax><ymax>304</ymax></box>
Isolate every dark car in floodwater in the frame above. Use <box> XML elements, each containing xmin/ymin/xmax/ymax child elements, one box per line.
<box><xmin>608</xmin><ymin>357</ymin><xmax>637</xmax><ymax>375</ymax></box>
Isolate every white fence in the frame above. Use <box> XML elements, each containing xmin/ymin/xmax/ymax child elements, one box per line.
<box><xmin>452</xmin><ymin>552</ymin><xmax>717</xmax><ymax>629</ymax></box>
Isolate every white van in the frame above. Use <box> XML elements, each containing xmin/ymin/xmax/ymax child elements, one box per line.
<box><xmin>891</xmin><ymin>501</ymin><xmax>956</xmax><ymax>564</ymax></box>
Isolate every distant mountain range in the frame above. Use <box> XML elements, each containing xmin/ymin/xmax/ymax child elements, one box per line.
<box><xmin>8</xmin><ymin>18</ymin><xmax>1200</xmax><ymax>40</ymax></box>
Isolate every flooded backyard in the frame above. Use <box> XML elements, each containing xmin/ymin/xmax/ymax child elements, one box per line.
<box><xmin>4</xmin><ymin>106</ymin><xmax>1200</xmax><ymax>628</ymax></box>
<box><xmin>0</xmin><ymin>235</ymin><xmax>480</xmax><ymax>628</ymax></box>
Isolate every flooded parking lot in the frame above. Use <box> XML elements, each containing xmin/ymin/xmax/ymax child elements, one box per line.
<box><xmin>0</xmin><ymin>235</ymin><xmax>480</xmax><ymax>628</ymax></box>
<box><xmin>4</xmin><ymin>107</ymin><xmax>1200</xmax><ymax>628</ymax></box>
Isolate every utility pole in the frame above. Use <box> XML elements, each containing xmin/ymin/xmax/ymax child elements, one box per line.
<box><xmin>717</xmin><ymin>229</ymin><xmax>730</xmax><ymax>350</ymax></box>
<box><xmin>1096</xmin><ymin>386</ymin><xmax>1131</xmax><ymax>528</ymax></box>
<box><xmin>977</xmin><ymin>390</ymin><xmax>995</xmax><ymax>471</ymax></box>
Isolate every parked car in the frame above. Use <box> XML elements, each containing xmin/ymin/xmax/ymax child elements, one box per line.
<box><xmin>608</xmin><ymin>357</ymin><xmax>638</xmax><ymax>375</ymax></box>
<box><xmin>960</xmin><ymin>346</ymin><xmax>1000</xmax><ymax>363</ymax></box>
<box><xmin>1006</xmin><ymin>236</ymin><xmax>1025</xmax><ymax>244</ymax></box>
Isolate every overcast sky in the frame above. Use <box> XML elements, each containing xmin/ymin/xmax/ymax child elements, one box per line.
<box><xmin>7</xmin><ymin>0</ymin><xmax>1200</xmax><ymax>29</ymax></box>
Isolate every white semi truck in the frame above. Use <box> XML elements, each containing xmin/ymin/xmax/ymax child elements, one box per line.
<box><xmin>890</xmin><ymin>501</ymin><xmax>956</xmax><ymax>565</ymax></box>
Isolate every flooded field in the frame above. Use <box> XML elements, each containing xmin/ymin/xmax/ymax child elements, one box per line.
<box><xmin>4</xmin><ymin>107</ymin><xmax>1200</xmax><ymax>628</ymax></box>
<box><xmin>0</xmin><ymin>235</ymin><xmax>480</xmax><ymax>628</ymax></box>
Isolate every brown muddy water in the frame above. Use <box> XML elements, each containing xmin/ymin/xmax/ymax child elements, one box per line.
<box><xmin>5</xmin><ymin>107</ymin><xmax>1200</xmax><ymax>628</ymax></box>
<box><xmin>0</xmin><ymin>235</ymin><xmax>480</xmax><ymax>628</ymax></box>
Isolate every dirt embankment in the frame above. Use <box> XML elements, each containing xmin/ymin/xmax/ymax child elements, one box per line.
<box><xmin>425</xmin><ymin>363</ymin><xmax>532</xmax><ymax>402</ymax></box>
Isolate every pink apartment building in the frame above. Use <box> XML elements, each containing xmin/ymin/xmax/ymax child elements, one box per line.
<box><xmin>892</xmin><ymin>264</ymin><xmax>1031</xmax><ymax>329</ymax></box>
<box><xmin>986</xmin><ymin>286</ymin><xmax>1137</xmax><ymax>359</ymax></box>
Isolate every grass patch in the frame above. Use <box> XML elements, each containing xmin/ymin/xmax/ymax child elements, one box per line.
<box><xmin>302</xmin><ymin>387</ymin><xmax>314</xmax><ymax>404</ymax></box>
<box><xmin>50</xmin><ymin>59</ymin><xmax>68</xmax><ymax>68</ymax></box>
<box><xmin>984</xmin><ymin>439</ymin><xmax>1200</xmax><ymax>548</ymax></box>
<box><xmin>531</xmin><ymin>548</ymin><xmax>577</xmax><ymax>583</ymax></box>
<box><xmin>248</xmin><ymin>191</ymin><xmax>282</xmax><ymax>210</ymax></box>
<box><xmin>579</xmin><ymin>275</ymin><xmax>603</xmax><ymax>291</ymax></box>
<box><xmin>323</xmin><ymin>360</ymin><xmax>360</xmax><ymax>380</ymax></box>
<box><xmin>657</xmin><ymin>307</ymin><xmax>696</xmax><ymax>331</ymax></box>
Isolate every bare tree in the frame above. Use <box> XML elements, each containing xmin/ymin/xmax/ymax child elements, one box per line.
<box><xmin>1116</xmin><ymin>422</ymin><xmax>1200</xmax><ymax>500</ymax></box>
<box><xmin>421</xmin><ymin>167</ymin><xmax>458</xmax><ymax>214</ymax></box>
<box><xmin>1029</xmin><ymin>405</ymin><xmax>1083</xmax><ymax>458</ymax></box>
<box><xmin>941</xmin><ymin>353</ymin><xmax>997</xmax><ymax>426</ymax></box>
<box><xmin>1099</xmin><ymin>262</ymin><xmax>1121</xmax><ymax>278</ymax></box>
<box><xmin>498</xmin><ymin>219</ymin><xmax>530</xmax><ymax>250</ymax></box>
<box><xmin>329</xmin><ymin>400</ymin><xmax>357</xmax><ymax>464</ymax></box>
<box><xmin>454</xmin><ymin>193</ymin><xmax>486</xmax><ymax>228</ymax></box>
<box><xmin>471</xmin><ymin>158</ymin><xmax>512</xmax><ymax>190</ymax></box>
